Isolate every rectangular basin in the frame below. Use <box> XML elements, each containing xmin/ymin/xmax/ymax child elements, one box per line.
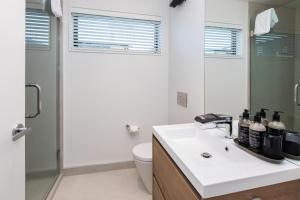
<box><xmin>153</xmin><ymin>123</ymin><xmax>300</xmax><ymax>198</ymax></box>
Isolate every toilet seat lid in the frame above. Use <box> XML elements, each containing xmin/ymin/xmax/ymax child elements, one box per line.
<box><xmin>133</xmin><ymin>143</ymin><xmax>152</xmax><ymax>162</ymax></box>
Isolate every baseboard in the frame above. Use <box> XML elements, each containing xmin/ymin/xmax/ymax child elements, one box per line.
<box><xmin>46</xmin><ymin>174</ymin><xmax>63</xmax><ymax>200</ymax></box>
<box><xmin>62</xmin><ymin>161</ymin><xmax>136</xmax><ymax>176</ymax></box>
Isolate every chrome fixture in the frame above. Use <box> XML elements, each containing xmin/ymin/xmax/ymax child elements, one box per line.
<box><xmin>26</xmin><ymin>83</ymin><xmax>42</xmax><ymax>118</ymax></box>
<box><xmin>201</xmin><ymin>152</ymin><xmax>212</xmax><ymax>159</ymax></box>
<box><xmin>12</xmin><ymin>124</ymin><xmax>32</xmax><ymax>141</ymax></box>
<box><xmin>214</xmin><ymin>116</ymin><xmax>233</xmax><ymax>139</ymax></box>
<box><xmin>295</xmin><ymin>83</ymin><xmax>300</xmax><ymax>106</ymax></box>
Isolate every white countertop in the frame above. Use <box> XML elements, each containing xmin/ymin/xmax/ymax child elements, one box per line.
<box><xmin>287</xmin><ymin>158</ymin><xmax>300</xmax><ymax>167</ymax></box>
<box><xmin>153</xmin><ymin>122</ymin><xmax>300</xmax><ymax>198</ymax></box>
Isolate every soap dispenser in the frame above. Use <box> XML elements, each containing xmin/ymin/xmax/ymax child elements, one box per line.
<box><xmin>238</xmin><ymin>109</ymin><xmax>251</xmax><ymax>145</ymax></box>
<box><xmin>249</xmin><ymin>113</ymin><xmax>266</xmax><ymax>152</ymax></box>
<box><xmin>260</xmin><ymin>108</ymin><xmax>269</xmax><ymax>127</ymax></box>
<box><xmin>268</xmin><ymin>111</ymin><xmax>286</xmax><ymax>135</ymax></box>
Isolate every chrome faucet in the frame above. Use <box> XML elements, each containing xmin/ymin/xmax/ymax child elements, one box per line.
<box><xmin>214</xmin><ymin>115</ymin><xmax>233</xmax><ymax>139</ymax></box>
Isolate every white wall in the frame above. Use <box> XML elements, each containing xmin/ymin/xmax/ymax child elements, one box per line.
<box><xmin>169</xmin><ymin>0</ymin><xmax>249</xmax><ymax>123</ymax></box>
<box><xmin>168</xmin><ymin>0</ymin><xmax>205</xmax><ymax>124</ymax></box>
<box><xmin>63</xmin><ymin>0</ymin><xmax>250</xmax><ymax>168</ymax></box>
<box><xmin>62</xmin><ymin>0</ymin><xmax>169</xmax><ymax>168</ymax></box>
<box><xmin>204</xmin><ymin>0</ymin><xmax>249</xmax><ymax>119</ymax></box>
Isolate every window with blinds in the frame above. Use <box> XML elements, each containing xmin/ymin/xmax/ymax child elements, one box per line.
<box><xmin>205</xmin><ymin>26</ymin><xmax>242</xmax><ymax>57</ymax></box>
<box><xmin>26</xmin><ymin>9</ymin><xmax>50</xmax><ymax>47</ymax></box>
<box><xmin>72</xmin><ymin>13</ymin><xmax>161</xmax><ymax>54</ymax></box>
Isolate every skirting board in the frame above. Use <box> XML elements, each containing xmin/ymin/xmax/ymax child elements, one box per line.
<box><xmin>62</xmin><ymin>161</ymin><xmax>136</xmax><ymax>176</ymax></box>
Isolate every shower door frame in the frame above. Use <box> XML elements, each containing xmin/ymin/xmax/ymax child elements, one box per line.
<box><xmin>25</xmin><ymin>4</ymin><xmax>63</xmax><ymax>199</ymax></box>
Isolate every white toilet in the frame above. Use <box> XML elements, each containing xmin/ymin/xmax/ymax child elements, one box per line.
<box><xmin>132</xmin><ymin>143</ymin><xmax>152</xmax><ymax>193</ymax></box>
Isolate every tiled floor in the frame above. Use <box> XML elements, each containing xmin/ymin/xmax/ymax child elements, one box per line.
<box><xmin>52</xmin><ymin>168</ymin><xmax>152</xmax><ymax>200</ymax></box>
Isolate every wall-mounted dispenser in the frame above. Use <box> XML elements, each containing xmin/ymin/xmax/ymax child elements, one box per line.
<box><xmin>126</xmin><ymin>124</ymin><xmax>140</xmax><ymax>134</ymax></box>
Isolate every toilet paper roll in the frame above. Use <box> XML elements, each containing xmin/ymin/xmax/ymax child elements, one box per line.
<box><xmin>126</xmin><ymin>125</ymin><xmax>139</xmax><ymax>133</ymax></box>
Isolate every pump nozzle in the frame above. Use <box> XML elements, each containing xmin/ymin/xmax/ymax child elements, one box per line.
<box><xmin>254</xmin><ymin>112</ymin><xmax>262</xmax><ymax>123</ymax></box>
<box><xmin>242</xmin><ymin>109</ymin><xmax>250</xmax><ymax>119</ymax></box>
<box><xmin>273</xmin><ymin>111</ymin><xmax>283</xmax><ymax>122</ymax></box>
<box><xmin>260</xmin><ymin>108</ymin><xmax>269</xmax><ymax>118</ymax></box>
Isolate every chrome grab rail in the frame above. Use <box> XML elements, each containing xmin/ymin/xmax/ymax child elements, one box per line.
<box><xmin>26</xmin><ymin>83</ymin><xmax>42</xmax><ymax>118</ymax></box>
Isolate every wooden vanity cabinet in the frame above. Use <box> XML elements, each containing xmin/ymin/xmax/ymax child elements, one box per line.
<box><xmin>153</xmin><ymin>137</ymin><xmax>201</xmax><ymax>200</ymax></box>
<box><xmin>153</xmin><ymin>136</ymin><xmax>300</xmax><ymax>200</ymax></box>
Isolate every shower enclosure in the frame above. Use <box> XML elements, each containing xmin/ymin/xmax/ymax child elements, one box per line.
<box><xmin>250</xmin><ymin>0</ymin><xmax>300</xmax><ymax>132</ymax></box>
<box><xmin>25</xmin><ymin>2</ymin><xmax>60</xmax><ymax>200</ymax></box>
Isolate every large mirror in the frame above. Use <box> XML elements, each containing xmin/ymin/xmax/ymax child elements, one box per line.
<box><xmin>250</xmin><ymin>0</ymin><xmax>300</xmax><ymax>132</ymax></box>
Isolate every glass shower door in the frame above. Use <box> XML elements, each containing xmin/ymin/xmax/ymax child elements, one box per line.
<box><xmin>294</xmin><ymin>2</ymin><xmax>300</xmax><ymax>132</ymax></box>
<box><xmin>250</xmin><ymin>0</ymin><xmax>300</xmax><ymax>133</ymax></box>
<box><xmin>25</xmin><ymin>8</ymin><xmax>60</xmax><ymax>200</ymax></box>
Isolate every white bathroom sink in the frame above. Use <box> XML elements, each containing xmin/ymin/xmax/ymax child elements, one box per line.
<box><xmin>287</xmin><ymin>158</ymin><xmax>300</xmax><ymax>167</ymax></box>
<box><xmin>153</xmin><ymin>123</ymin><xmax>300</xmax><ymax>198</ymax></box>
<box><xmin>161</xmin><ymin>126</ymin><xmax>247</xmax><ymax>167</ymax></box>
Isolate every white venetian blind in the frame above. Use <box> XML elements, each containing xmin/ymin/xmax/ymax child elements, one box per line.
<box><xmin>205</xmin><ymin>26</ymin><xmax>242</xmax><ymax>57</ymax></box>
<box><xmin>26</xmin><ymin>9</ymin><xmax>50</xmax><ymax>47</ymax></box>
<box><xmin>72</xmin><ymin>13</ymin><xmax>161</xmax><ymax>54</ymax></box>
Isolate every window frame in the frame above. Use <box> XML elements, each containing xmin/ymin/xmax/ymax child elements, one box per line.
<box><xmin>69</xmin><ymin>8</ymin><xmax>162</xmax><ymax>56</ymax></box>
<box><xmin>204</xmin><ymin>22</ymin><xmax>243</xmax><ymax>59</ymax></box>
<box><xmin>26</xmin><ymin>8</ymin><xmax>51</xmax><ymax>51</ymax></box>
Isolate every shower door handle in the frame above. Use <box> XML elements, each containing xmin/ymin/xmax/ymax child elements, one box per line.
<box><xmin>26</xmin><ymin>83</ymin><xmax>42</xmax><ymax>118</ymax></box>
<box><xmin>295</xmin><ymin>83</ymin><xmax>300</xmax><ymax>106</ymax></box>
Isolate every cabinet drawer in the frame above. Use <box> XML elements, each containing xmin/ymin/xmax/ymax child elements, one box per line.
<box><xmin>209</xmin><ymin>180</ymin><xmax>300</xmax><ymax>200</ymax></box>
<box><xmin>153</xmin><ymin>137</ymin><xmax>202</xmax><ymax>200</ymax></box>
<box><xmin>153</xmin><ymin>176</ymin><xmax>165</xmax><ymax>200</ymax></box>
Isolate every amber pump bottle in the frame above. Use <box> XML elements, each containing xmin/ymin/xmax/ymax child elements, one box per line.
<box><xmin>238</xmin><ymin>109</ymin><xmax>251</xmax><ymax>145</ymax></box>
<box><xmin>260</xmin><ymin>108</ymin><xmax>269</xmax><ymax>127</ymax></box>
<box><xmin>268</xmin><ymin>111</ymin><xmax>286</xmax><ymax>135</ymax></box>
